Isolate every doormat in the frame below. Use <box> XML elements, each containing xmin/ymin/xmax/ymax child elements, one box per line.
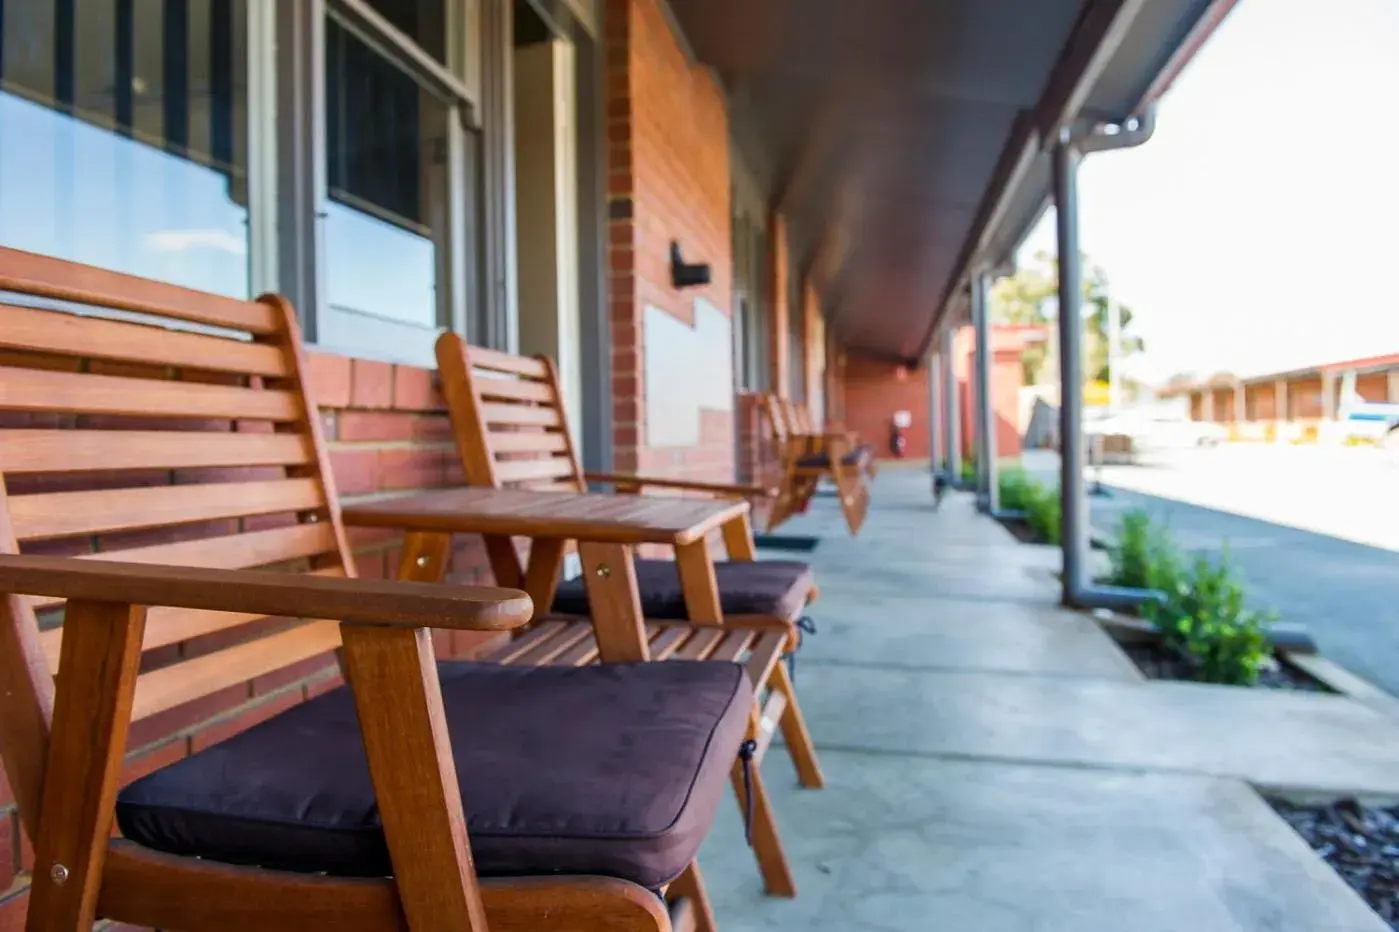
<box><xmin>752</xmin><ymin>534</ymin><xmax>821</xmax><ymax>552</ymax></box>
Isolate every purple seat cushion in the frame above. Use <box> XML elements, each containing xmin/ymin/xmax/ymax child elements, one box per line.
<box><xmin>797</xmin><ymin>446</ymin><xmax>871</xmax><ymax>469</ymax></box>
<box><xmin>116</xmin><ymin>661</ymin><xmax>750</xmax><ymax>889</ymax></box>
<box><xmin>552</xmin><ymin>557</ymin><xmax>813</xmax><ymax>621</ymax></box>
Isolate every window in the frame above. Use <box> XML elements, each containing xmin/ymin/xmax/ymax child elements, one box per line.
<box><xmin>309</xmin><ymin>0</ymin><xmax>481</xmax><ymax>364</ymax></box>
<box><xmin>319</xmin><ymin>14</ymin><xmax>452</xmax><ymax>349</ymax></box>
<box><xmin>0</xmin><ymin>0</ymin><xmax>252</xmax><ymax>297</ymax></box>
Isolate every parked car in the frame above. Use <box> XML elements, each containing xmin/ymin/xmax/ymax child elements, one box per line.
<box><xmin>1084</xmin><ymin>411</ymin><xmax>1225</xmax><ymax>462</ymax></box>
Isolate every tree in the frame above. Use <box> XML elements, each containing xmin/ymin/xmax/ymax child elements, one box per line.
<box><xmin>989</xmin><ymin>250</ymin><xmax>1145</xmax><ymax>387</ymax></box>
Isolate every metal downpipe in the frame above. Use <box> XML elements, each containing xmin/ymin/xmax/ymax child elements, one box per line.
<box><xmin>1054</xmin><ymin>110</ymin><xmax>1161</xmax><ymax>611</ymax></box>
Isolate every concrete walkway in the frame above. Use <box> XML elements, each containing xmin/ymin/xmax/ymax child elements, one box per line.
<box><xmin>702</xmin><ymin>467</ymin><xmax>1399</xmax><ymax>931</ymax></box>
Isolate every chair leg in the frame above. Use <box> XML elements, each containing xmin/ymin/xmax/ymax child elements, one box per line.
<box><xmin>668</xmin><ymin>861</ymin><xmax>718</xmax><ymax>932</ymax></box>
<box><xmin>768</xmin><ymin>661</ymin><xmax>824</xmax><ymax>790</ymax></box>
<box><xmin>730</xmin><ymin>718</ymin><xmax>796</xmax><ymax>898</ymax></box>
<box><xmin>831</xmin><ymin>469</ymin><xmax>868</xmax><ymax>536</ymax></box>
<box><xmin>765</xmin><ymin>488</ymin><xmax>794</xmax><ymax>533</ymax></box>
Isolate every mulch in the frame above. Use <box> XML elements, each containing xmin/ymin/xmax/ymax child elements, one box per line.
<box><xmin>1119</xmin><ymin>639</ymin><xmax>1331</xmax><ymax>692</ymax></box>
<box><xmin>995</xmin><ymin>516</ymin><xmax>1043</xmax><ymax>545</ymax></box>
<box><xmin>1269</xmin><ymin>797</ymin><xmax>1399</xmax><ymax>928</ymax></box>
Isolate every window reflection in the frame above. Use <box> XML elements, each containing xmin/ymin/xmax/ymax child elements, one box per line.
<box><xmin>0</xmin><ymin>0</ymin><xmax>250</xmax><ymax>298</ymax></box>
<box><xmin>323</xmin><ymin>16</ymin><xmax>447</xmax><ymax>331</ymax></box>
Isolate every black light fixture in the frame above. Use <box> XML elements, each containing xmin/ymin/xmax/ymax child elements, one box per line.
<box><xmin>670</xmin><ymin>241</ymin><xmax>711</xmax><ymax>290</ymax></box>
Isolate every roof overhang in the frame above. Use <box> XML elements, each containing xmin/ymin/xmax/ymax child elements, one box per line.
<box><xmin>927</xmin><ymin>0</ymin><xmax>1241</xmax><ymax>356</ymax></box>
<box><xmin>664</xmin><ymin>0</ymin><xmax>1239</xmax><ymax>364</ymax></box>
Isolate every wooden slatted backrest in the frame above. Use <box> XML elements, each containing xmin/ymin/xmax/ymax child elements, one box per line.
<box><xmin>762</xmin><ymin>394</ymin><xmax>790</xmax><ymax>445</ymax></box>
<box><xmin>791</xmin><ymin>403</ymin><xmax>816</xmax><ymax>435</ymax></box>
<box><xmin>435</xmin><ymin>333</ymin><xmax>586</xmax><ymax>493</ymax></box>
<box><xmin>0</xmin><ymin>247</ymin><xmax>352</xmax><ymax>835</ymax></box>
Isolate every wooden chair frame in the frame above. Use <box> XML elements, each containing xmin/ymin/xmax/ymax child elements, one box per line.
<box><xmin>788</xmin><ymin>404</ymin><xmax>878</xmax><ymax>480</ymax></box>
<box><xmin>417</xmin><ymin>333</ymin><xmax>827</xmax><ymax>900</ymax></box>
<box><xmin>761</xmin><ymin>395</ymin><xmax>871</xmax><ymax>536</ymax></box>
<box><xmin>0</xmin><ymin>248</ymin><xmax>708</xmax><ymax>932</ymax></box>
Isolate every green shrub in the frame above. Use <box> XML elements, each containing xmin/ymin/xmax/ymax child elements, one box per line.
<box><xmin>1108</xmin><ymin>508</ymin><xmax>1178</xmax><ymax>591</ymax></box>
<box><xmin>998</xmin><ymin>467</ymin><xmax>1032</xmax><ymax>511</ymax></box>
<box><xmin>1022</xmin><ymin>481</ymin><xmax>1061</xmax><ymax>545</ymax></box>
<box><xmin>1104</xmin><ymin>511</ymin><xmax>1273</xmax><ymax>686</ymax></box>
<box><xmin>959</xmin><ymin>456</ymin><xmax>977</xmax><ymax>485</ymax></box>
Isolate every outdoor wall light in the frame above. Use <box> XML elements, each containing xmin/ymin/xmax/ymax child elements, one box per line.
<box><xmin>670</xmin><ymin>241</ymin><xmax>711</xmax><ymax>289</ymax></box>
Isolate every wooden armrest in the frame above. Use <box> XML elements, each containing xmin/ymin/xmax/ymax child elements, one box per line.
<box><xmin>584</xmin><ymin>472</ymin><xmax>772</xmax><ymax>498</ymax></box>
<box><xmin>0</xmin><ymin>555</ymin><xmax>532</xmax><ymax>630</ymax></box>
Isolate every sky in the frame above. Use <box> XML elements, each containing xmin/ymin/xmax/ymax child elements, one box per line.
<box><xmin>1019</xmin><ymin>0</ymin><xmax>1399</xmax><ymax>385</ymax></box>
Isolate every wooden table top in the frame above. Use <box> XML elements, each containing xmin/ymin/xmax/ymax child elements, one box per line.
<box><xmin>342</xmin><ymin>487</ymin><xmax>748</xmax><ymax>546</ymax></box>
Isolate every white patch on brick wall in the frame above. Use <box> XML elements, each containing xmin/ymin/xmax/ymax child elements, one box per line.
<box><xmin>643</xmin><ymin>298</ymin><xmax>733</xmax><ymax>447</ymax></box>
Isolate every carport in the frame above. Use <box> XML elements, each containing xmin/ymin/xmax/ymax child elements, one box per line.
<box><xmin>664</xmin><ymin>0</ymin><xmax>1237</xmax><ymax>607</ymax></box>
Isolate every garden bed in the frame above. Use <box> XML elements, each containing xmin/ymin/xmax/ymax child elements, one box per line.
<box><xmin>994</xmin><ymin>515</ymin><xmax>1043</xmax><ymax>545</ymax></box>
<box><xmin>1268</xmin><ymin>796</ymin><xmax>1399</xmax><ymax>928</ymax></box>
<box><xmin>1117</xmin><ymin>637</ymin><xmax>1332</xmax><ymax>692</ymax></box>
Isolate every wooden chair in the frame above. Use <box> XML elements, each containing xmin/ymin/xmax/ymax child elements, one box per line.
<box><xmin>0</xmin><ymin>247</ymin><xmax>750</xmax><ymax>932</ymax></box>
<box><xmin>762</xmin><ymin>394</ymin><xmax>871</xmax><ymax>536</ymax></box>
<box><xmin>788</xmin><ymin>404</ymin><xmax>877</xmax><ymax>479</ymax></box>
<box><xmin>428</xmin><ymin>333</ymin><xmax>825</xmax><ymax>899</ymax></box>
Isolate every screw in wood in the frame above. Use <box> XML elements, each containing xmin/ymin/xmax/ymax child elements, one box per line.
<box><xmin>595</xmin><ymin>564</ymin><xmax>611</xmax><ymax>578</ymax></box>
<box><xmin>416</xmin><ymin>555</ymin><xmax>430</xmax><ymax>567</ymax></box>
<box><xmin>50</xmin><ymin>864</ymin><xmax>69</xmax><ymax>885</ymax></box>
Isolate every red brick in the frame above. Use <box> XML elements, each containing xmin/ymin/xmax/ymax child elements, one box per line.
<box><xmin>120</xmin><ymin>740</ymin><xmax>188</xmax><ymax>788</ymax></box>
<box><xmin>338</xmin><ymin>411</ymin><xmax>415</xmax><ymax>443</ymax></box>
<box><xmin>173</xmin><ymin>464</ymin><xmax>283</xmax><ymax>485</ymax></box>
<box><xmin>16</xmin><ymin>818</ymin><xmax>31</xmax><ymax>874</ymax></box>
<box><xmin>306</xmin><ymin>672</ymin><xmax>346</xmax><ymax>699</ymax></box>
<box><xmin>346</xmin><ymin>525</ymin><xmax>401</xmax><ymax>550</ymax></box>
<box><xmin>0</xmin><ymin>814</ymin><xmax>13</xmax><ymax>892</ymax></box>
<box><xmin>241</xmin><ymin>511</ymin><xmax>300</xmax><ymax>532</ymax></box>
<box><xmin>327</xmin><ymin>447</ymin><xmax>379</xmax><ymax>496</ymax></box>
<box><xmin>378</xmin><ymin>447</ymin><xmax>446</xmax><ymax>491</ymax></box>
<box><xmin>412</xmin><ymin>414</ymin><xmax>454</xmax><ymax>442</ymax></box>
<box><xmin>356</xmin><ymin>551</ymin><xmax>390</xmax><ymax>579</ymax></box>
<box><xmin>432</xmin><ymin>629</ymin><xmax>459</xmax><ymax>661</ymax></box>
<box><xmin>350</xmin><ymin>359</ymin><xmax>393</xmax><ymax>409</ymax></box>
<box><xmin>251</xmin><ymin>653</ymin><xmax>338</xmax><ymax>697</ymax></box>
<box><xmin>306</xmin><ymin>350</ymin><xmax>353</xmax><ymax>408</ymax></box>
<box><xmin>183</xmin><ymin>368</ymin><xmax>246</xmax><ymax>386</ymax></box>
<box><xmin>393</xmin><ymin>365</ymin><xmax>442</xmax><ymax>412</ymax></box>
<box><xmin>89</xmin><ymin>359</ymin><xmax>172</xmax><ymax>381</ymax></box>
<box><xmin>2</xmin><ymin>468</ymin><xmax>171</xmax><ymax>496</ymax></box>
<box><xmin>98</xmin><ymin>519</ymin><xmax>240</xmax><ymax>554</ymax></box>
<box><xmin>81</xmin><ymin>414</ymin><xmax>231</xmax><ymax>432</ymax></box>
<box><xmin>126</xmin><ymin>683</ymin><xmax>249</xmax><ymax>749</ymax></box>
<box><xmin>0</xmin><ymin>888</ymin><xmax>28</xmax><ymax>932</ymax></box>
<box><xmin>191</xmin><ymin>690</ymin><xmax>304</xmax><ymax>752</ymax></box>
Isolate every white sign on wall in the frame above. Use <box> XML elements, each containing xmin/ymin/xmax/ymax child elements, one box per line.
<box><xmin>644</xmin><ymin>298</ymin><xmax>733</xmax><ymax>448</ymax></box>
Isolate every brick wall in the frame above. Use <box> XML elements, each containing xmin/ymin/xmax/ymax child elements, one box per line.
<box><xmin>607</xmin><ymin>0</ymin><xmax>736</xmax><ymax>484</ymax></box>
<box><xmin>838</xmin><ymin>326</ymin><xmax>1026</xmax><ymax>464</ymax></box>
<box><xmin>841</xmin><ymin>355</ymin><xmax>926</xmax><ymax>460</ymax></box>
<box><xmin>0</xmin><ymin>349</ymin><xmax>501</xmax><ymax>932</ymax></box>
<box><xmin>1247</xmin><ymin>383</ymin><xmax>1276</xmax><ymax>421</ymax></box>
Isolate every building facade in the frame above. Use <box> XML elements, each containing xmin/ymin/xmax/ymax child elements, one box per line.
<box><xmin>1173</xmin><ymin>353</ymin><xmax>1399</xmax><ymax>442</ymax></box>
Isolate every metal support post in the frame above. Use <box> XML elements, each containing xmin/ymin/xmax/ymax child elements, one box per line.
<box><xmin>972</xmin><ymin>270</ymin><xmax>997</xmax><ymax>512</ymax></box>
<box><xmin>929</xmin><ymin>345</ymin><xmax>943</xmax><ymax>494</ymax></box>
<box><xmin>1054</xmin><ymin>130</ymin><xmax>1157</xmax><ymax>612</ymax></box>
<box><xmin>942</xmin><ymin>325</ymin><xmax>961</xmax><ymax>485</ymax></box>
